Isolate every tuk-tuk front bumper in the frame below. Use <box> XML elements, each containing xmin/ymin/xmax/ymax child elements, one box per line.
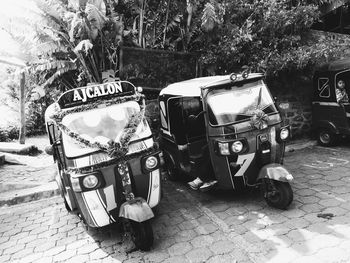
<box><xmin>67</xmin><ymin>162</ymin><xmax>161</xmax><ymax>228</ymax></box>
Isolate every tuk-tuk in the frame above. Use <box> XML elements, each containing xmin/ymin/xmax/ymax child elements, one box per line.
<box><xmin>312</xmin><ymin>58</ymin><xmax>350</xmax><ymax>146</ymax></box>
<box><xmin>45</xmin><ymin>81</ymin><xmax>161</xmax><ymax>250</ymax></box>
<box><xmin>159</xmin><ymin>73</ymin><xmax>294</xmax><ymax>209</ymax></box>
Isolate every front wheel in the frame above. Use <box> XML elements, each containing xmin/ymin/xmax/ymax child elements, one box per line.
<box><xmin>264</xmin><ymin>180</ymin><xmax>293</xmax><ymax>210</ymax></box>
<box><xmin>317</xmin><ymin>129</ymin><xmax>336</xmax><ymax>147</ymax></box>
<box><xmin>56</xmin><ymin>170</ymin><xmax>73</xmax><ymax>212</ymax></box>
<box><xmin>130</xmin><ymin>220</ymin><xmax>154</xmax><ymax>251</ymax></box>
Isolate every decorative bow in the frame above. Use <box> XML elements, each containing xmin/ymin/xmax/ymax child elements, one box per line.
<box><xmin>250</xmin><ymin>109</ymin><xmax>269</xmax><ymax>130</ymax></box>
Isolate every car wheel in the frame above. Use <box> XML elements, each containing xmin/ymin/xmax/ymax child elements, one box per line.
<box><xmin>317</xmin><ymin>129</ymin><xmax>336</xmax><ymax>147</ymax></box>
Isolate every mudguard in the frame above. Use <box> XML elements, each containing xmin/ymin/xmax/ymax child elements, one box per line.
<box><xmin>314</xmin><ymin>120</ymin><xmax>339</xmax><ymax>134</ymax></box>
<box><xmin>119</xmin><ymin>197</ymin><xmax>154</xmax><ymax>222</ymax></box>
<box><xmin>257</xmin><ymin>163</ymin><xmax>293</xmax><ymax>182</ymax></box>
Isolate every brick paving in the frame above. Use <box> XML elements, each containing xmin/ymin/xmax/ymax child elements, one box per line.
<box><xmin>1</xmin><ymin>142</ymin><xmax>350</xmax><ymax>262</ymax></box>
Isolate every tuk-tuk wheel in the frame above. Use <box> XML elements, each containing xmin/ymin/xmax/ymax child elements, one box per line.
<box><xmin>264</xmin><ymin>180</ymin><xmax>293</xmax><ymax>210</ymax></box>
<box><xmin>317</xmin><ymin>129</ymin><xmax>336</xmax><ymax>147</ymax></box>
<box><xmin>130</xmin><ymin>220</ymin><xmax>154</xmax><ymax>251</ymax></box>
<box><xmin>57</xmin><ymin>170</ymin><xmax>73</xmax><ymax>212</ymax></box>
<box><xmin>63</xmin><ymin>198</ymin><xmax>72</xmax><ymax>212</ymax></box>
<box><xmin>163</xmin><ymin>153</ymin><xmax>180</xmax><ymax>181</ymax></box>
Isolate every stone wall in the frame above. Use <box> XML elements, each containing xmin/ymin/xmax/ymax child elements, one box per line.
<box><xmin>267</xmin><ymin>75</ymin><xmax>313</xmax><ymax>139</ymax></box>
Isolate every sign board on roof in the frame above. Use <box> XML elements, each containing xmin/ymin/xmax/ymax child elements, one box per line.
<box><xmin>58</xmin><ymin>81</ymin><xmax>135</xmax><ymax>109</ymax></box>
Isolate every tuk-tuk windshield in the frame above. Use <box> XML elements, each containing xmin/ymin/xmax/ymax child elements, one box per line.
<box><xmin>207</xmin><ymin>80</ymin><xmax>277</xmax><ymax>126</ymax></box>
<box><xmin>62</xmin><ymin>101</ymin><xmax>149</xmax><ymax>158</ymax></box>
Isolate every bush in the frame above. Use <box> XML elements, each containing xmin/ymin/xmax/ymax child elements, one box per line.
<box><xmin>0</xmin><ymin>125</ymin><xmax>19</xmax><ymax>142</ymax></box>
<box><xmin>26</xmin><ymin>100</ymin><xmax>48</xmax><ymax>137</ymax></box>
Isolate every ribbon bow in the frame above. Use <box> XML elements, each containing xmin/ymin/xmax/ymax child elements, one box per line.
<box><xmin>250</xmin><ymin>109</ymin><xmax>269</xmax><ymax>130</ymax></box>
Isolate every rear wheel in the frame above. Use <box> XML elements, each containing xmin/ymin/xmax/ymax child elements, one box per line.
<box><xmin>56</xmin><ymin>169</ymin><xmax>74</xmax><ymax>212</ymax></box>
<box><xmin>163</xmin><ymin>153</ymin><xmax>180</xmax><ymax>181</ymax></box>
<box><xmin>317</xmin><ymin>129</ymin><xmax>336</xmax><ymax>147</ymax></box>
<box><xmin>264</xmin><ymin>180</ymin><xmax>293</xmax><ymax>210</ymax></box>
<box><xmin>130</xmin><ymin>220</ymin><xmax>154</xmax><ymax>251</ymax></box>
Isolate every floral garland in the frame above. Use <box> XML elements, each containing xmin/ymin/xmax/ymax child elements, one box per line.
<box><xmin>250</xmin><ymin>108</ymin><xmax>269</xmax><ymax>130</ymax></box>
<box><xmin>68</xmin><ymin>144</ymin><xmax>159</xmax><ymax>174</ymax></box>
<box><xmin>55</xmin><ymin>108</ymin><xmax>144</xmax><ymax>156</ymax></box>
<box><xmin>49</xmin><ymin>93</ymin><xmax>159</xmax><ymax>172</ymax></box>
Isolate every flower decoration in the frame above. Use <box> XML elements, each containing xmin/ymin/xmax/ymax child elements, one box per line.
<box><xmin>250</xmin><ymin>108</ymin><xmax>269</xmax><ymax>130</ymax></box>
<box><xmin>48</xmin><ymin>93</ymin><xmax>159</xmax><ymax>172</ymax></box>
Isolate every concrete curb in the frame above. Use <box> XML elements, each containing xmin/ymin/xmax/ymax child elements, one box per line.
<box><xmin>285</xmin><ymin>139</ymin><xmax>317</xmax><ymax>152</ymax></box>
<box><xmin>0</xmin><ymin>182</ymin><xmax>59</xmax><ymax>207</ymax></box>
<box><xmin>0</xmin><ymin>142</ymin><xmax>37</xmax><ymax>155</ymax></box>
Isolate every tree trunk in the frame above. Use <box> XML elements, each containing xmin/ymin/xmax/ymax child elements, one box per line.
<box><xmin>19</xmin><ymin>72</ymin><xmax>26</xmax><ymax>144</ymax></box>
<box><xmin>163</xmin><ymin>0</ymin><xmax>170</xmax><ymax>48</ymax></box>
<box><xmin>139</xmin><ymin>0</ymin><xmax>146</xmax><ymax>47</ymax></box>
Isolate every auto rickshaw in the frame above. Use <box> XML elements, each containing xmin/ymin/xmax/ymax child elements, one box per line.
<box><xmin>45</xmin><ymin>81</ymin><xmax>161</xmax><ymax>250</ymax></box>
<box><xmin>159</xmin><ymin>73</ymin><xmax>294</xmax><ymax>209</ymax></box>
<box><xmin>312</xmin><ymin>58</ymin><xmax>350</xmax><ymax>146</ymax></box>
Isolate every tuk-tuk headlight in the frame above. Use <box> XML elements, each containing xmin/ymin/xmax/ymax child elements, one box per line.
<box><xmin>141</xmin><ymin>153</ymin><xmax>160</xmax><ymax>173</ymax></box>
<box><xmin>145</xmin><ymin>156</ymin><xmax>158</xmax><ymax>170</ymax></box>
<box><xmin>218</xmin><ymin>142</ymin><xmax>230</xmax><ymax>155</ymax></box>
<box><xmin>231</xmin><ymin>141</ymin><xmax>243</xmax><ymax>153</ymax></box>
<box><xmin>70</xmin><ymin>172</ymin><xmax>105</xmax><ymax>192</ymax></box>
<box><xmin>82</xmin><ymin>174</ymin><xmax>99</xmax><ymax>189</ymax></box>
<box><xmin>280</xmin><ymin>127</ymin><xmax>290</xmax><ymax>140</ymax></box>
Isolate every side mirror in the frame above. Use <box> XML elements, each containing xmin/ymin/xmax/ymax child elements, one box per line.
<box><xmin>44</xmin><ymin>145</ymin><xmax>54</xmax><ymax>155</ymax></box>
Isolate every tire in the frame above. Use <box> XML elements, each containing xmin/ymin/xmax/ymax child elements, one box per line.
<box><xmin>63</xmin><ymin>196</ymin><xmax>72</xmax><ymax>212</ymax></box>
<box><xmin>163</xmin><ymin>153</ymin><xmax>180</xmax><ymax>181</ymax></box>
<box><xmin>130</xmin><ymin>220</ymin><xmax>154</xmax><ymax>251</ymax></box>
<box><xmin>56</xmin><ymin>169</ymin><xmax>73</xmax><ymax>212</ymax></box>
<box><xmin>317</xmin><ymin>129</ymin><xmax>336</xmax><ymax>147</ymax></box>
<box><xmin>264</xmin><ymin>180</ymin><xmax>293</xmax><ymax>210</ymax></box>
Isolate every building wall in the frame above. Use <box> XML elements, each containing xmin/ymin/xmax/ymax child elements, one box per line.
<box><xmin>267</xmin><ymin>76</ymin><xmax>313</xmax><ymax>139</ymax></box>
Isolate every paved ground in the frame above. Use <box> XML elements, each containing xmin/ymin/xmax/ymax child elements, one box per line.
<box><xmin>1</xmin><ymin>140</ymin><xmax>350</xmax><ymax>262</ymax></box>
<box><xmin>0</xmin><ymin>151</ymin><xmax>57</xmax><ymax>206</ymax></box>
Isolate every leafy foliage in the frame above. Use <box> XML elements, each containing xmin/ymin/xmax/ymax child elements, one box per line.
<box><xmin>197</xmin><ymin>1</ymin><xmax>350</xmax><ymax>76</ymax></box>
<box><xmin>4</xmin><ymin>0</ymin><xmax>350</xmax><ymax>90</ymax></box>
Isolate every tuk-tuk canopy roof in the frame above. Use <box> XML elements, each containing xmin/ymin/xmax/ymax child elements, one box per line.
<box><xmin>160</xmin><ymin>73</ymin><xmax>264</xmax><ymax>97</ymax></box>
<box><xmin>315</xmin><ymin>58</ymin><xmax>350</xmax><ymax>72</ymax></box>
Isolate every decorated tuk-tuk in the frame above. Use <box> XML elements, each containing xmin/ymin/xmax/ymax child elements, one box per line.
<box><xmin>159</xmin><ymin>73</ymin><xmax>294</xmax><ymax>209</ymax></box>
<box><xmin>312</xmin><ymin>58</ymin><xmax>350</xmax><ymax>146</ymax></box>
<box><xmin>45</xmin><ymin>81</ymin><xmax>161</xmax><ymax>250</ymax></box>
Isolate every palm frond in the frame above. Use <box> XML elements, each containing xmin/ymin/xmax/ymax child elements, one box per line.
<box><xmin>34</xmin><ymin>60</ymin><xmax>76</xmax><ymax>72</ymax></box>
<box><xmin>41</xmin><ymin>62</ymin><xmax>77</xmax><ymax>87</ymax></box>
<box><xmin>201</xmin><ymin>2</ymin><xmax>220</xmax><ymax>32</ymax></box>
<box><xmin>34</xmin><ymin>0</ymin><xmax>69</xmax><ymax>28</ymax></box>
<box><xmin>35</xmin><ymin>41</ymin><xmax>68</xmax><ymax>56</ymax></box>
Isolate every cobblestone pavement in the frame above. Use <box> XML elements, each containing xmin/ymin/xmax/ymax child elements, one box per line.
<box><xmin>1</xmin><ymin>143</ymin><xmax>350</xmax><ymax>263</ymax></box>
<box><xmin>0</xmin><ymin>153</ymin><xmax>55</xmax><ymax>189</ymax></box>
